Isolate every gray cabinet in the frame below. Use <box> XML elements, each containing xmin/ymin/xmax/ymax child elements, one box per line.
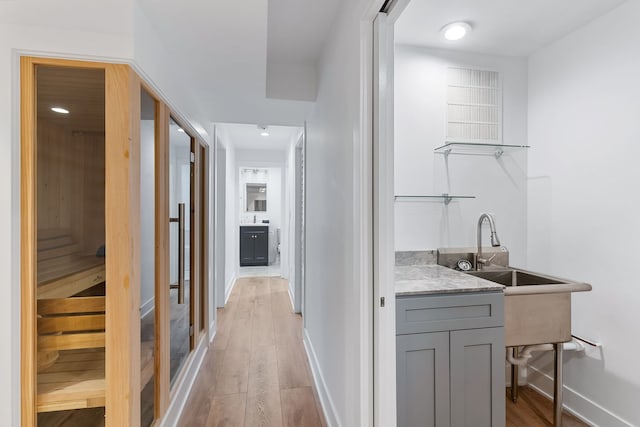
<box><xmin>239</xmin><ymin>225</ymin><xmax>268</xmax><ymax>266</ymax></box>
<box><xmin>397</xmin><ymin>332</ymin><xmax>450</xmax><ymax>427</ymax></box>
<box><xmin>396</xmin><ymin>292</ymin><xmax>505</xmax><ymax>427</ymax></box>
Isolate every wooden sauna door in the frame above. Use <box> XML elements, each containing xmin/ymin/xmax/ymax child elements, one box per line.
<box><xmin>21</xmin><ymin>58</ymin><xmax>142</xmax><ymax>427</ymax></box>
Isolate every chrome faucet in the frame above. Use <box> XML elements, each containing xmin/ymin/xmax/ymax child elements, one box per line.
<box><xmin>476</xmin><ymin>213</ymin><xmax>501</xmax><ymax>270</ymax></box>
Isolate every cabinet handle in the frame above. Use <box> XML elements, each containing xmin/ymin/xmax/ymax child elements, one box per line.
<box><xmin>169</xmin><ymin>203</ymin><xmax>186</xmax><ymax>304</ymax></box>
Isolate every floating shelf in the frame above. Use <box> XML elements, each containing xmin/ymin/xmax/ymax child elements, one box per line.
<box><xmin>434</xmin><ymin>142</ymin><xmax>530</xmax><ymax>158</ymax></box>
<box><xmin>394</xmin><ymin>194</ymin><xmax>476</xmax><ymax>206</ymax></box>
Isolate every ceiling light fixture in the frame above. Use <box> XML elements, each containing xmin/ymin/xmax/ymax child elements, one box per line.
<box><xmin>51</xmin><ymin>107</ymin><xmax>69</xmax><ymax>114</ymax></box>
<box><xmin>258</xmin><ymin>124</ymin><xmax>269</xmax><ymax>137</ymax></box>
<box><xmin>177</xmin><ymin>127</ymin><xmax>185</xmax><ymax>133</ymax></box>
<box><xmin>441</xmin><ymin>21</ymin><xmax>472</xmax><ymax>41</ymax></box>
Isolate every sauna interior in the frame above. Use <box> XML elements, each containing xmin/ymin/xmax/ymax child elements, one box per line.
<box><xmin>35</xmin><ymin>65</ymin><xmax>107</xmax><ymax>425</ymax></box>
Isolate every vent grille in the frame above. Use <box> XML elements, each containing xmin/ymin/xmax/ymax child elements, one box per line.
<box><xmin>447</xmin><ymin>67</ymin><xmax>501</xmax><ymax>143</ymax></box>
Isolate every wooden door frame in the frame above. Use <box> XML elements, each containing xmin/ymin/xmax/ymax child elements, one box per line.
<box><xmin>20</xmin><ymin>57</ymin><xmax>142</xmax><ymax>427</ymax></box>
<box><xmin>141</xmin><ymin>80</ymin><xmax>171</xmax><ymax>419</ymax></box>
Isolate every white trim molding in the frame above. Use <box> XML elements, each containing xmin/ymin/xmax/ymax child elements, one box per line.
<box><xmin>209</xmin><ymin>321</ymin><xmax>216</xmax><ymax>344</ymax></box>
<box><xmin>288</xmin><ymin>284</ymin><xmax>295</xmax><ymax>312</ymax></box>
<box><xmin>224</xmin><ymin>274</ymin><xmax>237</xmax><ymax>305</ymax></box>
<box><xmin>528</xmin><ymin>364</ymin><xmax>634</xmax><ymax>427</ymax></box>
<box><xmin>303</xmin><ymin>329</ymin><xmax>341</xmax><ymax>427</ymax></box>
<box><xmin>157</xmin><ymin>336</ymin><xmax>208</xmax><ymax>427</ymax></box>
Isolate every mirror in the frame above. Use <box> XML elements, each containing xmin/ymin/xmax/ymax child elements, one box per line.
<box><xmin>246</xmin><ymin>183</ymin><xmax>267</xmax><ymax>212</ymax></box>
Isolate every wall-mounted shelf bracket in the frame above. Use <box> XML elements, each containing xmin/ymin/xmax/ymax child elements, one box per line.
<box><xmin>394</xmin><ymin>194</ymin><xmax>476</xmax><ymax>205</ymax></box>
<box><xmin>434</xmin><ymin>142</ymin><xmax>529</xmax><ymax>159</ymax></box>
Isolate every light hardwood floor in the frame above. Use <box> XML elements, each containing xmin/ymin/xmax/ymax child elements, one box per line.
<box><xmin>506</xmin><ymin>386</ymin><xmax>589</xmax><ymax>427</ymax></box>
<box><xmin>178</xmin><ymin>276</ymin><xmax>327</xmax><ymax>427</ymax></box>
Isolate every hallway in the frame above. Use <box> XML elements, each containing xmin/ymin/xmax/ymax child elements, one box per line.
<box><xmin>178</xmin><ymin>277</ymin><xmax>326</xmax><ymax>426</ymax></box>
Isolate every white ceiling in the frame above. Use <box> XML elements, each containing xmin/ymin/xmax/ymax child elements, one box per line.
<box><xmin>395</xmin><ymin>0</ymin><xmax>628</xmax><ymax>56</ymax></box>
<box><xmin>267</xmin><ymin>0</ymin><xmax>341</xmax><ymax>65</ymax></box>
<box><xmin>137</xmin><ymin>0</ymin><xmax>341</xmax><ymax>126</ymax></box>
<box><xmin>218</xmin><ymin>123</ymin><xmax>302</xmax><ymax>152</ymax></box>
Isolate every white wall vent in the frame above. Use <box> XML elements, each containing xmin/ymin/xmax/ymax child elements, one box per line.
<box><xmin>447</xmin><ymin>67</ymin><xmax>501</xmax><ymax>144</ymax></box>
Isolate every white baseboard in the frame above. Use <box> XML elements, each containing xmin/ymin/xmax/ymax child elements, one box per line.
<box><xmin>224</xmin><ymin>274</ymin><xmax>237</xmax><ymax>305</ymax></box>
<box><xmin>140</xmin><ymin>297</ymin><xmax>154</xmax><ymax>319</ymax></box>
<box><xmin>157</xmin><ymin>337</ymin><xmax>208</xmax><ymax>427</ymax></box>
<box><xmin>209</xmin><ymin>320</ymin><xmax>216</xmax><ymax>343</ymax></box>
<box><xmin>303</xmin><ymin>329</ymin><xmax>341</xmax><ymax>427</ymax></box>
<box><xmin>527</xmin><ymin>364</ymin><xmax>633</xmax><ymax>427</ymax></box>
<box><xmin>288</xmin><ymin>284</ymin><xmax>295</xmax><ymax>311</ymax></box>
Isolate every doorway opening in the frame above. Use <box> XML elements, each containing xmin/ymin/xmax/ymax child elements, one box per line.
<box><xmin>213</xmin><ymin>123</ymin><xmax>305</xmax><ymax>313</ymax></box>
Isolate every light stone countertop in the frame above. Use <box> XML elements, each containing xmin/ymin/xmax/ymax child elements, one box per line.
<box><xmin>395</xmin><ymin>264</ymin><xmax>504</xmax><ymax>296</ymax></box>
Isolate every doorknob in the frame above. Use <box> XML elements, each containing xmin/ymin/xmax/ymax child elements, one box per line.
<box><xmin>169</xmin><ymin>203</ymin><xmax>186</xmax><ymax>304</ymax></box>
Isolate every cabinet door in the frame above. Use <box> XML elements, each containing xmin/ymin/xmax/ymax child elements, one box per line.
<box><xmin>239</xmin><ymin>230</ymin><xmax>255</xmax><ymax>265</ymax></box>
<box><xmin>253</xmin><ymin>228</ymin><xmax>268</xmax><ymax>264</ymax></box>
<box><xmin>450</xmin><ymin>328</ymin><xmax>505</xmax><ymax>427</ymax></box>
<box><xmin>397</xmin><ymin>332</ymin><xmax>450</xmax><ymax>427</ymax></box>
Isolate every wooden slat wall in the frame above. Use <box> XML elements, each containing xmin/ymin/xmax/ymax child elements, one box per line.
<box><xmin>38</xmin><ymin>332</ymin><xmax>105</xmax><ymax>352</ymax></box>
<box><xmin>105</xmin><ymin>63</ymin><xmax>141</xmax><ymax>427</ymax></box>
<box><xmin>38</xmin><ymin>314</ymin><xmax>105</xmax><ymax>334</ymax></box>
<box><xmin>79</xmin><ymin>131</ymin><xmax>106</xmax><ymax>254</ymax></box>
<box><xmin>36</xmin><ymin>69</ymin><xmax>105</xmax><ymax>255</ymax></box>
<box><xmin>38</xmin><ymin>296</ymin><xmax>105</xmax><ymax>314</ymax></box>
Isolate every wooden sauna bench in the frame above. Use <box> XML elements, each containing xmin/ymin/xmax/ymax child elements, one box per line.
<box><xmin>37</xmin><ymin>230</ymin><xmax>106</xmax><ymax>300</ymax></box>
<box><xmin>37</xmin><ymin>230</ymin><xmax>106</xmax><ymax>413</ymax></box>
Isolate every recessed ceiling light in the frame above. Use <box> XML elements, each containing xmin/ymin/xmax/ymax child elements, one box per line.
<box><xmin>177</xmin><ymin>127</ymin><xmax>185</xmax><ymax>133</ymax></box>
<box><xmin>51</xmin><ymin>107</ymin><xmax>69</xmax><ymax>114</ymax></box>
<box><xmin>441</xmin><ymin>22</ymin><xmax>472</xmax><ymax>41</ymax></box>
<box><xmin>257</xmin><ymin>124</ymin><xmax>269</xmax><ymax>136</ymax></box>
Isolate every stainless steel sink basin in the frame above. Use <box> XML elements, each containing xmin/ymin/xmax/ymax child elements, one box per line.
<box><xmin>465</xmin><ymin>267</ymin><xmax>592</xmax><ymax>346</ymax></box>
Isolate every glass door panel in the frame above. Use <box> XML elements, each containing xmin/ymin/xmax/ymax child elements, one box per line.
<box><xmin>35</xmin><ymin>65</ymin><xmax>106</xmax><ymax>425</ymax></box>
<box><xmin>169</xmin><ymin>117</ymin><xmax>193</xmax><ymax>385</ymax></box>
<box><xmin>140</xmin><ymin>88</ymin><xmax>156</xmax><ymax>426</ymax></box>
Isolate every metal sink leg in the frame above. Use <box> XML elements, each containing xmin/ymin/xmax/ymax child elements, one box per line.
<box><xmin>511</xmin><ymin>347</ymin><xmax>519</xmax><ymax>403</ymax></box>
<box><xmin>554</xmin><ymin>343</ymin><xmax>563</xmax><ymax>426</ymax></box>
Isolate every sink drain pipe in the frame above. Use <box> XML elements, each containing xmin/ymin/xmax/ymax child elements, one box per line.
<box><xmin>507</xmin><ymin>338</ymin><xmax>586</xmax><ymax>427</ymax></box>
<box><xmin>507</xmin><ymin>338</ymin><xmax>585</xmax><ymax>366</ymax></box>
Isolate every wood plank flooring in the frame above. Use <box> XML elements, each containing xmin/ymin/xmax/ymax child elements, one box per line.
<box><xmin>506</xmin><ymin>387</ymin><xmax>589</xmax><ymax>427</ymax></box>
<box><xmin>179</xmin><ymin>277</ymin><xmax>327</xmax><ymax>427</ymax></box>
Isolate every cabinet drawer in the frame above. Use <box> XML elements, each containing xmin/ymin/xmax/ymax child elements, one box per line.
<box><xmin>396</xmin><ymin>292</ymin><xmax>503</xmax><ymax>334</ymax></box>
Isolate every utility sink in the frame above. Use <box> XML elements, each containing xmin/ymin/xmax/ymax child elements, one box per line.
<box><xmin>466</xmin><ymin>267</ymin><xmax>592</xmax><ymax>346</ymax></box>
<box><xmin>437</xmin><ymin>247</ymin><xmax>592</xmax><ymax>347</ymax></box>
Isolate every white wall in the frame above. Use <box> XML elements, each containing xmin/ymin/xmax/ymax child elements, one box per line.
<box><xmin>394</xmin><ymin>45</ymin><xmax>529</xmax><ymax>266</ymax></box>
<box><xmin>284</xmin><ymin>135</ymin><xmax>299</xmax><ymax>299</ymax></box>
<box><xmin>303</xmin><ymin>0</ymin><xmax>375</xmax><ymax>425</ymax></box>
<box><xmin>222</xmin><ymin>137</ymin><xmax>238</xmax><ymax>299</ymax></box>
<box><xmin>526</xmin><ymin>2</ymin><xmax>640</xmax><ymax>425</ymax></box>
<box><xmin>133</xmin><ymin>2</ymin><xmax>211</xmax><ymax>143</ymax></box>
<box><xmin>214</xmin><ymin>138</ymin><xmax>227</xmax><ymax>309</ymax></box>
